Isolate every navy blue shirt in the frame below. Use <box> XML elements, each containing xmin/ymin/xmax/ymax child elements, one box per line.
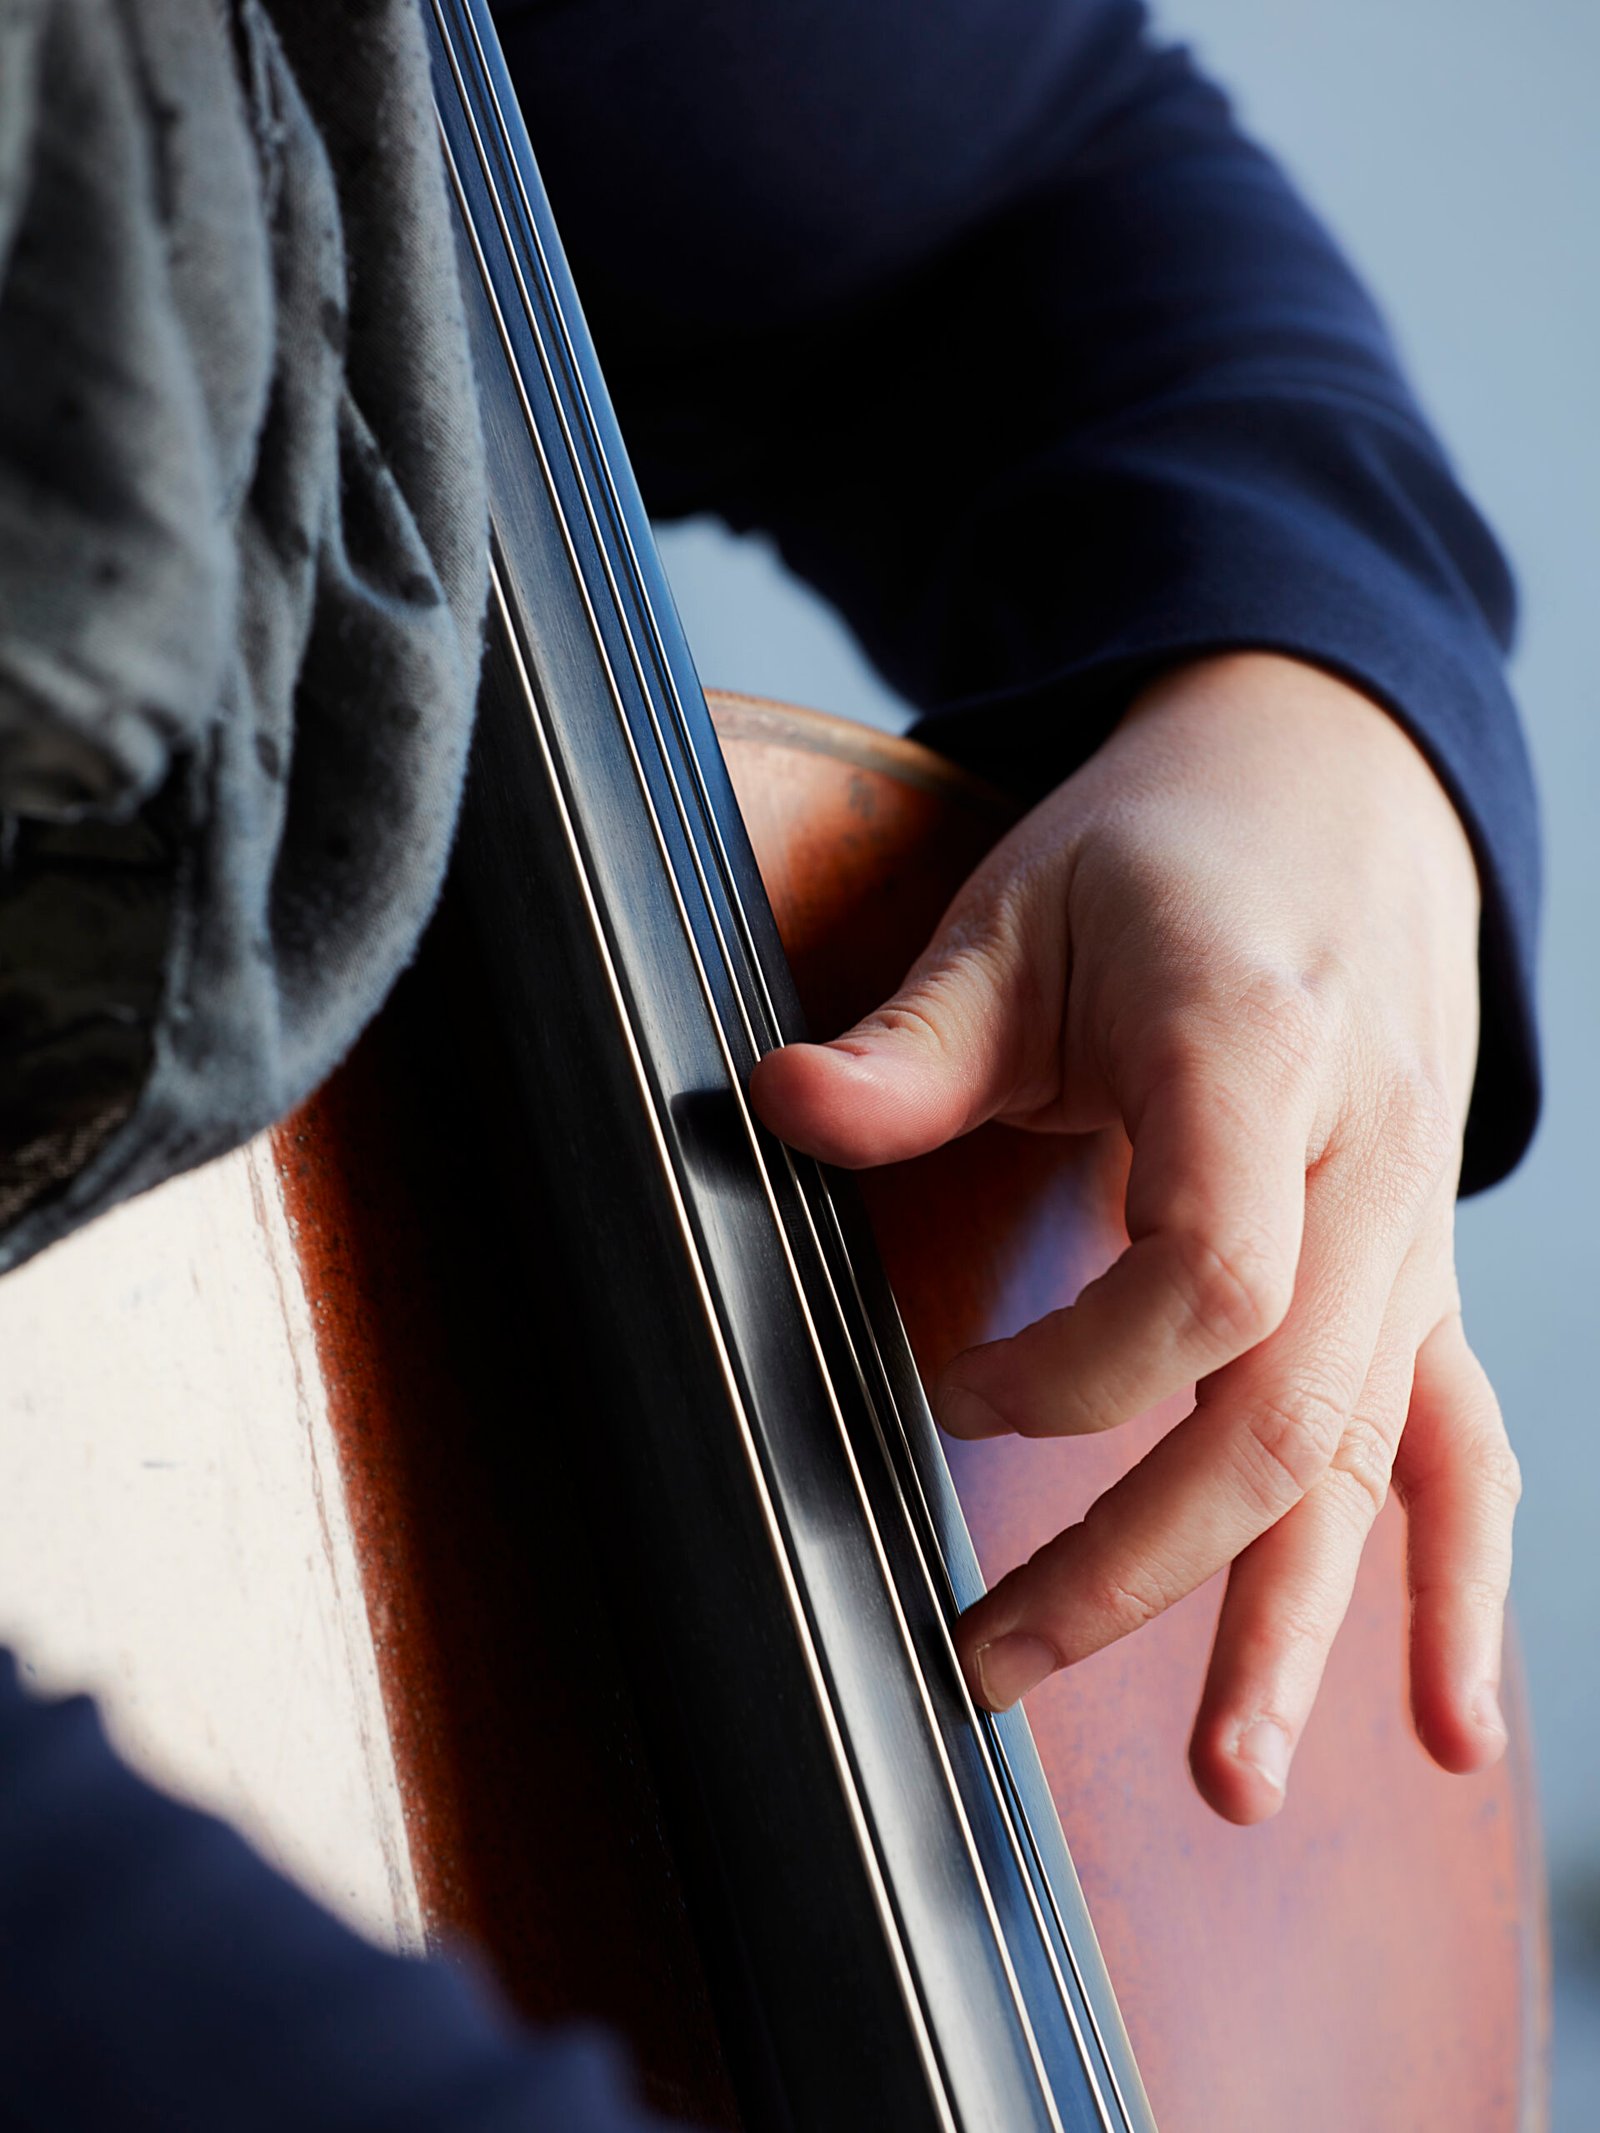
<box><xmin>0</xmin><ymin>1657</ymin><xmax>680</xmax><ymax>2131</ymax></box>
<box><xmin>0</xmin><ymin>2</ymin><xmax>1540</xmax><ymax>2127</ymax></box>
<box><xmin>500</xmin><ymin>0</ymin><xmax>1538</xmax><ymax>1192</ymax></box>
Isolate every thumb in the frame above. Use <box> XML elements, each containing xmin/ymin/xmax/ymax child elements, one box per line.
<box><xmin>749</xmin><ymin>912</ymin><xmax>1046</xmax><ymax>1169</ymax></box>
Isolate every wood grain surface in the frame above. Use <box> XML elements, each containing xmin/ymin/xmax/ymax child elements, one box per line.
<box><xmin>273</xmin><ymin>691</ymin><xmax>1547</xmax><ymax>2131</ymax></box>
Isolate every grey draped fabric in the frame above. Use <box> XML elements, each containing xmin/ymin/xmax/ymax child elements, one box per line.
<box><xmin>0</xmin><ymin>0</ymin><xmax>487</xmax><ymax>1270</ymax></box>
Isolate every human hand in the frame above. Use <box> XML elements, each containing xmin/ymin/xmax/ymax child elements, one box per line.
<box><xmin>750</xmin><ymin>651</ymin><xmax>1519</xmax><ymax>1825</ymax></box>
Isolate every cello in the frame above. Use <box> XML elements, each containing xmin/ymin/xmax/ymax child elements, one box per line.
<box><xmin>265</xmin><ymin>2</ymin><xmax>1549</xmax><ymax>2124</ymax></box>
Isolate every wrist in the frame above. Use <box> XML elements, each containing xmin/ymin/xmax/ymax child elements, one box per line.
<box><xmin>1119</xmin><ymin>651</ymin><xmax>1480</xmax><ymax>898</ymax></box>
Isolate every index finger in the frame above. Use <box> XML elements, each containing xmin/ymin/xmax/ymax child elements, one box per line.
<box><xmin>937</xmin><ymin>1011</ymin><xmax>1316</xmax><ymax>1442</ymax></box>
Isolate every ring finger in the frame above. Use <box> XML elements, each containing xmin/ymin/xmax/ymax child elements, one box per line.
<box><xmin>1186</xmin><ymin>1308</ymin><xmax>1422</xmax><ymax>1823</ymax></box>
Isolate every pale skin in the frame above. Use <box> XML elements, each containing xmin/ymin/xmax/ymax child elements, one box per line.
<box><xmin>750</xmin><ymin>649</ymin><xmax>1520</xmax><ymax>1828</ymax></box>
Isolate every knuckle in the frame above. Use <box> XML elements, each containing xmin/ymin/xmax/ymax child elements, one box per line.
<box><xmin>1479</xmin><ymin>1437</ymin><xmax>1524</xmax><ymax>1509</ymax></box>
<box><xmin>866</xmin><ymin>990</ymin><xmax>958</xmax><ymax>1057</ymax></box>
<box><xmin>1414</xmin><ymin>1567</ymin><xmax>1510</xmax><ymax>1619</ymax></box>
<box><xmin>1241</xmin><ymin>1592</ymin><xmax>1336</xmax><ymax>1669</ymax></box>
<box><xmin>1457</xmin><ymin>1568</ymin><xmax>1512</xmax><ymax>1613</ymax></box>
<box><xmin>1041</xmin><ymin>1528</ymin><xmax>1173</xmax><ymax>1643</ymax></box>
<box><xmin>1167</xmin><ymin>1222</ymin><xmax>1294</xmax><ymax>1353</ymax></box>
<box><xmin>1083</xmin><ymin>1569</ymin><xmax>1167</xmax><ymax>1640</ymax></box>
<box><xmin>1327</xmin><ymin>1415</ymin><xmax>1395</xmax><ymax>1520</ymax></box>
<box><xmin>1137</xmin><ymin>966</ymin><xmax>1324</xmax><ymax>1098</ymax></box>
<box><xmin>1373</xmin><ymin>1058</ymin><xmax>1459</xmax><ymax>1195</ymax></box>
<box><xmin>1240</xmin><ymin>1383</ymin><xmax>1349</xmax><ymax>1513</ymax></box>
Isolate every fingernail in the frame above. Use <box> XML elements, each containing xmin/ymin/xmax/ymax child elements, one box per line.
<box><xmin>1236</xmin><ymin>1718</ymin><xmax>1292</xmax><ymax>1795</ymax></box>
<box><xmin>1472</xmin><ymin>1684</ymin><xmax>1507</xmax><ymax>1741</ymax></box>
<box><xmin>972</xmin><ymin>1633</ymin><xmax>1058</xmax><ymax>1711</ymax></box>
<box><xmin>936</xmin><ymin>1380</ymin><xmax>1006</xmax><ymax>1440</ymax></box>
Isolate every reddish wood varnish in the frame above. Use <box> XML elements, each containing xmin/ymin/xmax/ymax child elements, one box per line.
<box><xmin>273</xmin><ymin>930</ymin><xmax>740</xmax><ymax>2126</ymax></box>
<box><xmin>274</xmin><ymin>691</ymin><xmax>1547</xmax><ymax>2132</ymax></box>
<box><xmin>718</xmin><ymin>695</ymin><xmax>1549</xmax><ymax>2133</ymax></box>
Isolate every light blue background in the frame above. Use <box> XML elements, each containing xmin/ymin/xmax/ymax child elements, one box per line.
<box><xmin>655</xmin><ymin>0</ymin><xmax>1599</xmax><ymax>2115</ymax></box>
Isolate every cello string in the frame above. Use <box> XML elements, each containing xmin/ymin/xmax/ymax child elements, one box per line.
<box><xmin>445</xmin><ymin>11</ymin><xmax>1131</xmax><ymax>2125</ymax></box>
<box><xmin>512</xmin><ymin>241</ymin><xmax>1144</xmax><ymax>2130</ymax></box>
<box><xmin>435</xmin><ymin>80</ymin><xmax>1071</xmax><ymax>2132</ymax></box>
<box><xmin>438</xmin><ymin>6</ymin><xmax>1129</xmax><ymax>2125</ymax></box>
<box><xmin>478</xmin><ymin>553</ymin><xmax>959</xmax><ymax>2133</ymax></box>
<box><xmin>801</xmin><ymin>1182</ymin><xmax>1148</xmax><ymax>2133</ymax></box>
<box><xmin>430</xmin><ymin>50</ymin><xmax>967</xmax><ymax>2130</ymax></box>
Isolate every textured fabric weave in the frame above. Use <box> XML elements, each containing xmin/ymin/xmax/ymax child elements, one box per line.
<box><xmin>0</xmin><ymin>0</ymin><xmax>487</xmax><ymax>1272</ymax></box>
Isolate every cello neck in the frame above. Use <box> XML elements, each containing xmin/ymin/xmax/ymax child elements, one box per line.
<box><xmin>425</xmin><ymin>5</ymin><xmax>1156</xmax><ymax>2126</ymax></box>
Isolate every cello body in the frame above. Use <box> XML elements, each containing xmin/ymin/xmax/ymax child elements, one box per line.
<box><xmin>0</xmin><ymin>1</ymin><xmax>1543</xmax><ymax>2119</ymax></box>
<box><xmin>258</xmin><ymin>6</ymin><xmax>1546</xmax><ymax>2117</ymax></box>
<box><xmin>273</xmin><ymin>691</ymin><xmax>1546</xmax><ymax>2133</ymax></box>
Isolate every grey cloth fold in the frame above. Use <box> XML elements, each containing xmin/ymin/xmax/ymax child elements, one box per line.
<box><xmin>0</xmin><ymin>0</ymin><xmax>487</xmax><ymax>1269</ymax></box>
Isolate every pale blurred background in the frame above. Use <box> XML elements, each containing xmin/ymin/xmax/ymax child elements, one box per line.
<box><xmin>656</xmin><ymin>0</ymin><xmax>1600</xmax><ymax>2118</ymax></box>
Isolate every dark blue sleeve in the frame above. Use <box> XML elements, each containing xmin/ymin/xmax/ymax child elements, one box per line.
<box><xmin>0</xmin><ymin>1653</ymin><xmax>688</xmax><ymax>2132</ymax></box>
<box><xmin>501</xmin><ymin>0</ymin><xmax>1540</xmax><ymax>1191</ymax></box>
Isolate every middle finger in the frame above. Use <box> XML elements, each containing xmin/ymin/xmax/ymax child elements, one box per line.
<box><xmin>958</xmin><ymin>1133</ymin><xmax>1430</xmax><ymax>1711</ymax></box>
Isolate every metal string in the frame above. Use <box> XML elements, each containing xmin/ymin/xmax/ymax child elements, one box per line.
<box><xmin>431</xmin><ymin>7</ymin><xmax>1137</xmax><ymax>2126</ymax></box>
